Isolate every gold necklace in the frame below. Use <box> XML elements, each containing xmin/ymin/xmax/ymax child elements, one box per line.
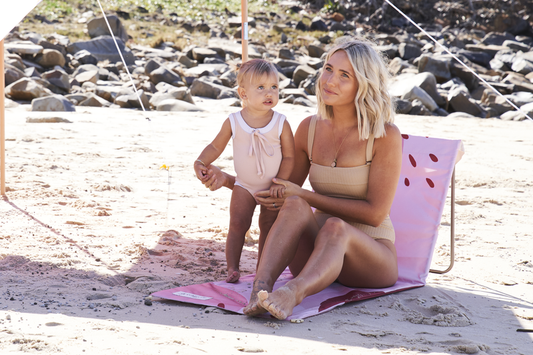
<box><xmin>331</xmin><ymin>125</ymin><xmax>355</xmax><ymax>167</ymax></box>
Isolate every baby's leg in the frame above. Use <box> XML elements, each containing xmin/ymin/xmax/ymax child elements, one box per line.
<box><xmin>226</xmin><ymin>186</ymin><xmax>257</xmax><ymax>283</ymax></box>
<box><xmin>257</xmin><ymin>205</ymin><xmax>279</xmax><ymax>269</ymax></box>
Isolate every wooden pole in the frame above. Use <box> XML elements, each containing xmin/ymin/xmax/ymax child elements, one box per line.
<box><xmin>1</xmin><ymin>39</ymin><xmax>5</xmax><ymax>195</ymax></box>
<box><xmin>241</xmin><ymin>0</ymin><xmax>248</xmax><ymax>63</ymax></box>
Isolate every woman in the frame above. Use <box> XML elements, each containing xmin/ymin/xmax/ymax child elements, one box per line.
<box><xmin>200</xmin><ymin>37</ymin><xmax>402</xmax><ymax>320</ymax></box>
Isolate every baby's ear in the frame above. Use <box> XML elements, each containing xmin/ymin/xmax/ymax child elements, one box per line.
<box><xmin>237</xmin><ymin>87</ymin><xmax>246</xmax><ymax>99</ymax></box>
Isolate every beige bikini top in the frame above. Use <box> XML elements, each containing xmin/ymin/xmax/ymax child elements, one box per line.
<box><xmin>307</xmin><ymin>115</ymin><xmax>374</xmax><ymax>200</ymax></box>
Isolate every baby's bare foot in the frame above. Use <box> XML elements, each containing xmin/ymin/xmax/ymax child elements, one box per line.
<box><xmin>225</xmin><ymin>270</ymin><xmax>240</xmax><ymax>283</ymax></box>
<box><xmin>257</xmin><ymin>286</ymin><xmax>297</xmax><ymax>320</ymax></box>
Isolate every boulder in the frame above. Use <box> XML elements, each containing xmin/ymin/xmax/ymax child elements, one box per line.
<box><xmin>149</xmin><ymin>66</ymin><xmax>183</xmax><ymax>86</ymax></box>
<box><xmin>41</xmin><ymin>69</ymin><xmax>70</xmax><ymax>92</ymax></box>
<box><xmin>67</xmin><ymin>36</ymin><xmax>135</xmax><ymax>65</ymax></box>
<box><xmin>418</xmin><ymin>55</ymin><xmax>451</xmax><ymax>82</ymax></box>
<box><xmin>398</xmin><ymin>43</ymin><xmax>422</xmax><ymax>60</ymax></box>
<box><xmin>307</xmin><ymin>44</ymin><xmax>325</xmax><ymax>58</ymax></box>
<box><xmin>149</xmin><ymin>87</ymin><xmax>194</xmax><ymax>107</ymax></box>
<box><xmin>87</xmin><ymin>15</ymin><xmax>128</xmax><ymax>42</ymax></box>
<box><xmin>292</xmin><ymin>64</ymin><xmax>315</xmax><ymax>86</ymax></box>
<box><xmin>190</xmin><ymin>77</ymin><xmax>238</xmax><ymax>99</ymax></box>
<box><xmin>74</xmin><ymin>49</ymin><xmax>98</xmax><ymax>65</ymax></box>
<box><xmin>156</xmin><ymin>99</ymin><xmax>205</xmax><ymax>112</ymax></box>
<box><xmin>31</xmin><ymin>95</ymin><xmax>75</xmax><ymax>111</ymax></box>
<box><xmin>79</xmin><ymin>93</ymin><xmax>112</xmax><ymax>107</ymax></box>
<box><xmin>500</xmin><ymin>102</ymin><xmax>533</xmax><ymax>121</ymax></box>
<box><xmin>4</xmin><ymin>64</ymin><xmax>26</xmax><ymax>86</ymax></box>
<box><xmin>448</xmin><ymin>88</ymin><xmax>485</xmax><ymax>117</ymax></box>
<box><xmin>6</xmin><ymin>78</ymin><xmax>52</xmax><ymax>101</ymax></box>
<box><xmin>35</xmin><ymin>49</ymin><xmax>66</xmax><ymax>68</ymax></box>
<box><xmin>401</xmin><ymin>86</ymin><xmax>438</xmax><ymax>112</ymax></box>
<box><xmin>5</xmin><ymin>41</ymin><xmax>43</xmax><ymax>55</ymax></box>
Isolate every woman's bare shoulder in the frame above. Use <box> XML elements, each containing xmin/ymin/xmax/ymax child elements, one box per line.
<box><xmin>375</xmin><ymin>123</ymin><xmax>402</xmax><ymax>149</ymax></box>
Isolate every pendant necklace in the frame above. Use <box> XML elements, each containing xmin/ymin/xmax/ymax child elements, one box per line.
<box><xmin>331</xmin><ymin>125</ymin><xmax>355</xmax><ymax>167</ymax></box>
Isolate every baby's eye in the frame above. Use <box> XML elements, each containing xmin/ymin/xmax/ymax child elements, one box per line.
<box><xmin>272</xmin><ymin>85</ymin><xmax>278</xmax><ymax>90</ymax></box>
<box><xmin>258</xmin><ymin>85</ymin><xmax>264</xmax><ymax>90</ymax></box>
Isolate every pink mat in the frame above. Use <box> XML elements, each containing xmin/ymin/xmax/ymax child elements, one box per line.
<box><xmin>153</xmin><ymin>134</ymin><xmax>464</xmax><ymax>320</ymax></box>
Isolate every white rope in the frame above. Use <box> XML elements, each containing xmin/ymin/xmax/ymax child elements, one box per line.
<box><xmin>95</xmin><ymin>0</ymin><xmax>147</xmax><ymax>113</ymax></box>
<box><xmin>384</xmin><ymin>0</ymin><xmax>533</xmax><ymax>121</ymax></box>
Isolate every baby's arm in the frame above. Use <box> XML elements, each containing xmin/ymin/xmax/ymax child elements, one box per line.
<box><xmin>269</xmin><ymin>120</ymin><xmax>295</xmax><ymax>198</ymax></box>
<box><xmin>194</xmin><ymin>118</ymin><xmax>232</xmax><ymax>182</ymax></box>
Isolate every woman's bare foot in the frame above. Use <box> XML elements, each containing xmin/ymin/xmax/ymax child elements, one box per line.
<box><xmin>243</xmin><ymin>280</ymin><xmax>270</xmax><ymax>316</ymax></box>
<box><xmin>257</xmin><ymin>285</ymin><xmax>298</xmax><ymax>320</ymax></box>
<box><xmin>225</xmin><ymin>270</ymin><xmax>240</xmax><ymax>283</ymax></box>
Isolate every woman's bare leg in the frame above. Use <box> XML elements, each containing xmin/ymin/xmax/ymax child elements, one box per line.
<box><xmin>258</xmin><ymin>217</ymin><xmax>398</xmax><ymax>319</ymax></box>
<box><xmin>226</xmin><ymin>186</ymin><xmax>257</xmax><ymax>283</ymax></box>
<box><xmin>243</xmin><ymin>196</ymin><xmax>319</xmax><ymax>316</ymax></box>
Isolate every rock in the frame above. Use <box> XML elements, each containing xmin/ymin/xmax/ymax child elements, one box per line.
<box><xmin>418</xmin><ymin>55</ymin><xmax>451</xmax><ymax>82</ymax></box>
<box><xmin>307</xmin><ymin>44</ymin><xmax>325</xmax><ymax>58</ymax></box>
<box><xmin>192</xmin><ymin>47</ymin><xmax>219</xmax><ymax>63</ymax></box>
<box><xmin>481</xmin><ymin>32</ymin><xmax>515</xmax><ymax>46</ymax></box>
<box><xmin>75</xmin><ymin>70</ymin><xmax>99</xmax><ymax>85</ymax></box>
<box><xmin>149</xmin><ymin>66</ymin><xmax>183</xmax><ymax>86</ymax></box>
<box><xmin>398</xmin><ymin>43</ymin><xmax>422</xmax><ymax>60</ymax></box>
<box><xmin>4</xmin><ymin>64</ymin><xmax>26</xmax><ymax>86</ymax></box>
<box><xmin>190</xmin><ymin>77</ymin><xmax>237</xmax><ymax>99</ymax></box>
<box><xmin>448</xmin><ymin>88</ymin><xmax>485</xmax><ymax>117</ymax></box>
<box><xmin>31</xmin><ymin>95</ymin><xmax>75</xmax><ymax>111</ymax></box>
<box><xmin>156</xmin><ymin>98</ymin><xmax>205</xmax><ymax>112</ymax></box>
<box><xmin>6</xmin><ymin>78</ymin><xmax>52</xmax><ymax>101</ymax></box>
<box><xmin>41</xmin><ymin>69</ymin><xmax>70</xmax><ymax>92</ymax></box>
<box><xmin>394</xmin><ymin>99</ymin><xmax>412</xmax><ymax>114</ymax></box>
<box><xmin>78</xmin><ymin>93</ymin><xmax>112</xmax><ymax>107</ymax></box>
<box><xmin>500</xmin><ymin>102</ymin><xmax>533</xmax><ymax>121</ymax></box>
<box><xmin>503</xmin><ymin>40</ymin><xmax>530</xmax><ymax>52</ymax></box>
<box><xmin>280</xmin><ymin>88</ymin><xmax>309</xmax><ymax>99</ymax></box>
<box><xmin>401</xmin><ymin>86</ymin><xmax>438</xmax><ymax>112</ymax></box>
<box><xmin>114</xmin><ymin>89</ymin><xmax>149</xmax><ymax>109</ymax></box>
<box><xmin>67</xmin><ymin>36</ymin><xmax>135</xmax><ymax>65</ymax></box>
<box><xmin>310</xmin><ymin>17</ymin><xmax>328</xmax><ymax>31</ymax></box>
<box><xmin>292</xmin><ymin>64</ymin><xmax>315</xmax><ymax>86</ymax></box>
<box><xmin>220</xmin><ymin>70</ymin><xmax>237</xmax><ymax>87</ymax></box>
<box><xmin>87</xmin><ymin>15</ymin><xmax>129</xmax><ymax>42</ymax></box>
<box><xmin>293</xmin><ymin>97</ymin><xmax>314</xmax><ymax>107</ymax></box>
<box><xmin>177</xmin><ymin>53</ymin><xmax>198</xmax><ymax>68</ymax></box>
<box><xmin>34</xmin><ymin>49</ymin><xmax>66</xmax><ymax>68</ymax></box>
<box><xmin>408</xmin><ymin>99</ymin><xmax>433</xmax><ymax>115</ymax></box>
<box><xmin>5</xmin><ymin>41</ymin><xmax>43</xmax><ymax>55</ymax></box>
<box><xmin>511</xmin><ymin>58</ymin><xmax>533</xmax><ymax>75</ymax></box>
<box><xmin>278</xmin><ymin>48</ymin><xmax>295</xmax><ymax>60</ymax></box>
<box><xmin>457</xmin><ymin>49</ymin><xmax>492</xmax><ymax>67</ymax></box>
<box><xmin>25</xmin><ymin>67</ymin><xmax>41</xmax><ymax>79</ymax></box>
<box><xmin>149</xmin><ymin>87</ymin><xmax>194</xmax><ymax>107</ymax></box>
<box><xmin>74</xmin><ymin>49</ymin><xmax>98</xmax><ymax>65</ymax></box>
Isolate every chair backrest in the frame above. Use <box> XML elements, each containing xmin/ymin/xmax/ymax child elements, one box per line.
<box><xmin>390</xmin><ymin>134</ymin><xmax>463</xmax><ymax>285</ymax></box>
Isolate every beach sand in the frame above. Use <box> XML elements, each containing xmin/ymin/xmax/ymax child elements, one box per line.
<box><xmin>0</xmin><ymin>99</ymin><xmax>532</xmax><ymax>354</ymax></box>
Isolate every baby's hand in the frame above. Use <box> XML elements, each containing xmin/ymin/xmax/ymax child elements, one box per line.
<box><xmin>269</xmin><ymin>183</ymin><xmax>285</xmax><ymax>199</ymax></box>
<box><xmin>194</xmin><ymin>161</ymin><xmax>208</xmax><ymax>181</ymax></box>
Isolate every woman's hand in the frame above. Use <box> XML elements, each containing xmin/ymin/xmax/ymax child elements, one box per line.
<box><xmin>255</xmin><ymin>178</ymin><xmax>302</xmax><ymax>210</ymax></box>
<box><xmin>201</xmin><ymin>165</ymin><xmax>228</xmax><ymax>191</ymax></box>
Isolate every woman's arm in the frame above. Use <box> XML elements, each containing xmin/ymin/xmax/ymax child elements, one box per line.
<box><xmin>269</xmin><ymin>124</ymin><xmax>402</xmax><ymax>227</ymax></box>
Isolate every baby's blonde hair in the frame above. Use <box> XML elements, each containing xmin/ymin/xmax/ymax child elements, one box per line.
<box><xmin>316</xmin><ymin>37</ymin><xmax>395</xmax><ymax>139</ymax></box>
<box><xmin>237</xmin><ymin>59</ymin><xmax>278</xmax><ymax>87</ymax></box>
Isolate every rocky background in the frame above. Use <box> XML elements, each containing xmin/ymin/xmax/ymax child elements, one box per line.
<box><xmin>3</xmin><ymin>0</ymin><xmax>533</xmax><ymax>121</ymax></box>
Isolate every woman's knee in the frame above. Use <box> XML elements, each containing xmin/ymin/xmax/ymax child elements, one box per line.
<box><xmin>318</xmin><ymin>217</ymin><xmax>351</xmax><ymax>244</ymax></box>
<box><xmin>280</xmin><ymin>195</ymin><xmax>310</xmax><ymax>214</ymax></box>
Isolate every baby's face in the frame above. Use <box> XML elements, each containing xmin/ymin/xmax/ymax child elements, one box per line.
<box><xmin>242</xmin><ymin>73</ymin><xmax>279</xmax><ymax>110</ymax></box>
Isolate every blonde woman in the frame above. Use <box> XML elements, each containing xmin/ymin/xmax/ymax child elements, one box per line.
<box><xmin>202</xmin><ymin>37</ymin><xmax>402</xmax><ymax>319</ymax></box>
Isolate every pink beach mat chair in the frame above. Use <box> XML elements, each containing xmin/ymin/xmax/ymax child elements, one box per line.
<box><xmin>152</xmin><ymin>134</ymin><xmax>464</xmax><ymax>320</ymax></box>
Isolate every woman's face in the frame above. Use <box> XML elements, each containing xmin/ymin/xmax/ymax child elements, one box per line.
<box><xmin>320</xmin><ymin>50</ymin><xmax>359</xmax><ymax>107</ymax></box>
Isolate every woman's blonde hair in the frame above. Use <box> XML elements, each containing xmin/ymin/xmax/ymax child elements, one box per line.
<box><xmin>316</xmin><ymin>37</ymin><xmax>395</xmax><ymax>139</ymax></box>
<box><xmin>236</xmin><ymin>59</ymin><xmax>278</xmax><ymax>87</ymax></box>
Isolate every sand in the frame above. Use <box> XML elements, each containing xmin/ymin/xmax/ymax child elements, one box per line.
<box><xmin>0</xmin><ymin>99</ymin><xmax>532</xmax><ymax>354</ymax></box>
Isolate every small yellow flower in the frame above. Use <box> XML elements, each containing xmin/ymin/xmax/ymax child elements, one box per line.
<box><xmin>159</xmin><ymin>164</ymin><xmax>170</xmax><ymax>170</ymax></box>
